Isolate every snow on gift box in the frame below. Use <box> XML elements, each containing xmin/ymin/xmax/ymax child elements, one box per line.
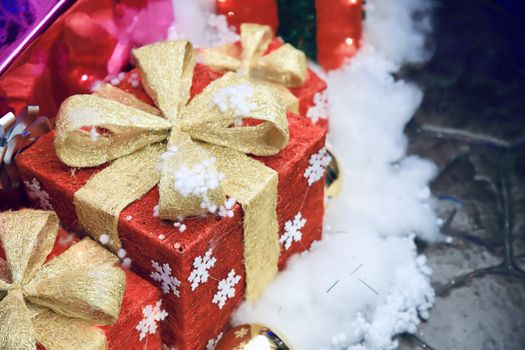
<box><xmin>0</xmin><ymin>209</ymin><xmax>162</xmax><ymax>350</ymax></box>
<box><xmin>16</xmin><ymin>25</ymin><xmax>329</xmax><ymax>350</ymax></box>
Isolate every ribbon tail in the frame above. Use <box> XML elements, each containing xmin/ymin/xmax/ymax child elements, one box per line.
<box><xmin>206</xmin><ymin>145</ymin><xmax>280</xmax><ymax>302</ymax></box>
<box><xmin>31</xmin><ymin>305</ymin><xmax>108</xmax><ymax>350</ymax></box>
<box><xmin>74</xmin><ymin>144</ymin><xmax>164</xmax><ymax>252</ymax></box>
<box><xmin>0</xmin><ymin>289</ymin><xmax>37</xmax><ymax>350</ymax></box>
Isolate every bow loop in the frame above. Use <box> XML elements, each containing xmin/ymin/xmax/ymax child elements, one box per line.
<box><xmin>55</xmin><ymin>94</ymin><xmax>171</xmax><ymax>167</ymax></box>
<box><xmin>133</xmin><ymin>40</ymin><xmax>195</xmax><ymax>120</ymax></box>
<box><xmin>239</xmin><ymin>23</ymin><xmax>273</xmax><ymax>74</ymax></box>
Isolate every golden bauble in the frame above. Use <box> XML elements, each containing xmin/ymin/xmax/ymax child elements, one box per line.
<box><xmin>325</xmin><ymin>148</ymin><xmax>342</xmax><ymax>199</ymax></box>
<box><xmin>215</xmin><ymin>324</ymin><xmax>291</xmax><ymax>350</ymax></box>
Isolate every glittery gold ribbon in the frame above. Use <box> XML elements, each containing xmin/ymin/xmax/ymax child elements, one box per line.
<box><xmin>199</xmin><ymin>23</ymin><xmax>308</xmax><ymax>113</ymax></box>
<box><xmin>54</xmin><ymin>40</ymin><xmax>287</xmax><ymax>301</ymax></box>
<box><xmin>0</xmin><ymin>209</ymin><xmax>126</xmax><ymax>350</ymax></box>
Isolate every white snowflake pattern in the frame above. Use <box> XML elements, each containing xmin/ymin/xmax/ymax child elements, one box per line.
<box><xmin>188</xmin><ymin>248</ymin><xmax>217</xmax><ymax>291</ymax></box>
<box><xmin>307</xmin><ymin>91</ymin><xmax>329</xmax><ymax>123</ymax></box>
<box><xmin>150</xmin><ymin>261</ymin><xmax>181</xmax><ymax>297</ymax></box>
<box><xmin>212</xmin><ymin>269</ymin><xmax>241</xmax><ymax>309</ymax></box>
<box><xmin>24</xmin><ymin>178</ymin><xmax>53</xmax><ymax>210</ymax></box>
<box><xmin>303</xmin><ymin>147</ymin><xmax>332</xmax><ymax>186</ymax></box>
<box><xmin>234</xmin><ymin>327</ymin><xmax>249</xmax><ymax>339</ymax></box>
<box><xmin>279</xmin><ymin>212</ymin><xmax>307</xmax><ymax>250</ymax></box>
<box><xmin>135</xmin><ymin>300</ymin><xmax>168</xmax><ymax>341</ymax></box>
<box><xmin>206</xmin><ymin>332</ymin><xmax>224</xmax><ymax>350</ymax></box>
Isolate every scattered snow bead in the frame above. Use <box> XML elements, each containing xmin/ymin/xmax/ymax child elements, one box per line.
<box><xmin>121</xmin><ymin>257</ymin><xmax>132</xmax><ymax>269</ymax></box>
<box><xmin>173</xmin><ymin>242</ymin><xmax>181</xmax><ymax>250</ymax></box>
<box><xmin>173</xmin><ymin>159</ymin><xmax>223</xmax><ymax>200</ymax></box>
<box><xmin>279</xmin><ymin>212</ymin><xmax>307</xmax><ymax>250</ymax></box>
<box><xmin>110</xmin><ymin>77</ymin><xmax>120</xmax><ymax>86</ymax></box>
<box><xmin>159</xmin><ymin>234</ymin><xmax>166</xmax><ymax>241</ymax></box>
<box><xmin>212</xmin><ymin>83</ymin><xmax>257</xmax><ymax>119</ymax></box>
<box><xmin>188</xmin><ymin>248</ymin><xmax>217</xmax><ymax>291</ymax></box>
<box><xmin>173</xmin><ymin>222</ymin><xmax>180</xmax><ymax>228</ymax></box>
<box><xmin>218</xmin><ymin>197</ymin><xmax>236</xmax><ymax>218</ymax></box>
<box><xmin>150</xmin><ymin>260</ymin><xmax>181</xmax><ymax>296</ymax></box>
<box><xmin>118</xmin><ymin>72</ymin><xmax>126</xmax><ymax>80</ymax></box>
<box><xmin>125</xmin><ymin>215</ymin><xmax>133</xmax><ymax>222</ymax></box>
<box><xmin>436</xmin><ymin>218</ymin><xmax>444</xmax><ymax>226</ymax></box>
<box><xmin>117</xmin><ymin>248</ymin><xmax>127</xmax><ymax>259</ymax></box>
<box><xmin>99</xmin><ymin>234</ymin><xmax>110</xmax><ymax>245</ymax></box>
<box><xmin>304</xmin><ymin>147</ymin><xmax>332</xmax><ymax>186</ymax></box>
<box><xmin>135</xmin><ymin>300</ymin><xmax>168</xmax><ymax>341</ymax></box>
<box><xmin>307</xmin><ymin>91</ymin><xmax>329</xmax><ymax>123</ymax></box>
<box><xmin>212</xmin><ymin>269</ymin><xmax>241</xmax><ymax>309</ymax></box>
<box><xmin>153</xmin><ymin>204</ymin><xmax>160</xmax><ymax>218</ymax></box>
<box><xmin>179</xmin><ymin>224</ymin><xmax>187</xmax><ymax>233</ymax></box>
<box><xmin>445</xmin><ymin>236</ymin><xmax>453</xmax><ymax>244</ymax></box>
<box><xmin>89</xmin><ymin>127</ymin><xmax>99</xmax><ymax>142</ymax></box>
<box><xmin>416</xmin><ymin>187</ymin><xmax>431</xmax><ymax>200</ymax></box>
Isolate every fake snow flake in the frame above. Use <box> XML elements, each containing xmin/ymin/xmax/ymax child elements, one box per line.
<box><xmin>307</xmin><ymin>91</ymin><xmax>329</xmax><ymax>124</ymax></box>
<box><xmin>121</xmin><ymin>257</ymin><xmax>132</xmax><ymax>269</ymax></box>
<box><xmin>173</xmin><ymin>221</ymin><xmax>187</xmax><ymax>233</ymax></box>
<box><xmin>24</xmin><ymin>178</ymin><xmax>53</xmax><ymax>210</ymax></box>
<box><xmin>303</xmin><ymin>147</ymin><xmax>332</xmax><ymax>186</ymax></box>
<box><xmin>206</xmin><ymin>332</ymin><xmax>224</xmax><ymax>350</ymax></box>
<box><xmin>218</xmin><ymin>197</ymin><xmax>236</xmax><ymax>218</ymax></box>
<box><xmin>173</xmin><ymin>158</ymin><xmax>223</xmax><ymax>198</ymax></box>
<box><xmin>125</xmin><ymin>215</ymin><xmax>133</xmax><ymax>222</ymax></box>
<box><xmin>150</xmin><ymin>260</ymin><xmax>181</xmax><ymax>297</ymax></box>
<box><xmin>204</xmin><ymin>13</ymin><xmax>239</xmax><ymax>47</ymax></box>
<box><xmin>153</xmin><ymin>204</ymin><xmax>160</xmax><ymax>217</ymax></box>
<box><xmin>89</xmin><ymin>127</ymin><xmax>99</xmax><ymax>142</ymax></box>
<box><xmin>135</xmin><ymin>300</ymin><xmax>168</xmax><ymax>341</ymax></box>
<box><xmin>279</xmin><ymin>212</ymin><xmax>307</xmax><ymax>250</ymax></box>
<box><xmin>188</xmin><ymin>248</ymin><xmax>217</xmax><ymax>291</ymax></box>
<box><xmin>212</xmin><ymin>269</ymin><xmax>241</xmax><ymax>309</ymax></box>
<box><xmin>157</xmin><ymin>146</ymin><xmax>178</xmax><ymax>174</ymax></box>
<box><xmin>213</xmin><ymin>83</ymin><xmax>257</xmax><ymax>118</ymax></box>
<box><xmin>99</xmin><ymin>234</ymin><xmax>110</xmax><ymax>246</ymax></box>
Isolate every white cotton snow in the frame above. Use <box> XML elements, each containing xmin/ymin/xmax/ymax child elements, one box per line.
<box><xmin>232</xmin><ymin>0</ymin><xmax>439</xmax><ymax>349</ymax></box>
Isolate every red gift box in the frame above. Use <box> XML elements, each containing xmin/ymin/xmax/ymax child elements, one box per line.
<box><xmin>17</xmin><ymin>61</ymin><xmax>328</xmax><ymax>349</ymax></box>
<box><xmin>0</xmin><ymin>217</ymin><xmax>163</xmax><ymax>349</ymax></box>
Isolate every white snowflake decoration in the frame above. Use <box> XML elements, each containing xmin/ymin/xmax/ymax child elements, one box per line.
<box><xmin>24</xmin><ymin>178</ymin><xmax>53</xmax><ymax>210</ymax></box>
<box><xmin>213</xmin><ymin>83</ymin><xmax>257</xmax><ymax>120</ymax></box>
<box><xmin>212</xmin><ymin>269</ymin><xmax>241</xmax><ymax>309</ymax></box>
<box><xmin>188</xmin><ymin>248</ymin><xmax>217</xmax><ymax>291</ymax></box>
<box><xmin>150</xmin><ymin>261</ymin><xmax>181</xmax><ymax>297</ymax></box>
<box><xmin>303</xmin><ymin>147</ymin><xmax>332</xmax><ymax>186</ymax></box>
<box><xmin>279</xmin><ymin>212</ymin><xmax>307</xmax><ymax>250</ymax></box>
<box><xmin>307</xmin><ymin>91</ymin><xmax>329</xmax><ymax>123</ymax></box>
<box><xmin>135</xmin><ymin>300</ymin><xmax>168</xmax><ymax>341</ymax></box>
<box><xmin>206</xmin><ymin>332</ymin><xmax>224</xmax><ymax>350</ymax></box>
<box><xmin>235</xmin><ymin>327</ymin><xmax>249</xmax><ymax>339</ymax></box>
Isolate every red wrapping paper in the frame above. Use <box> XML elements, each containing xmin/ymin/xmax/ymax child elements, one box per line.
<box><xmin>17</xmin><ymin>63</ymin><xmax>328</xmax><ymax>349</ymax></box>
<box><xmin>216</xmin><ymin>0</ymin><xmax>279</xmax><ymax>33</ymax></box>
<box><xmin>0</xmin><ymin>227</ymin><xmax>163</xmax><ymax>349</ymax></box>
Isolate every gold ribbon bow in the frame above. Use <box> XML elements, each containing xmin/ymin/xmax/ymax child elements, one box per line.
<box><xmin>0</xmin><ymin>106</ymin><xmax>51</xmax><ymax>190</ymax></box>
<box><xmin>55</xmin><ymin>40</ymin><xmax>288</xmax><ymax>301</ymax></box>
<box><xmin>199</xmin><ymin>23</ymin><xmax>308</xmax><ymax>112</ymax></box>
<box><xmin>0</xmin><ymin>209</ymin><xmax>125</xmax><ymax>350</ymax></box>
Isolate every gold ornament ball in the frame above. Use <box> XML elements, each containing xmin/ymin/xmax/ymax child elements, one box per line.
<box><xmin>215</xmin><ymin>324</ymin><xmax>291</xmax><ymax>350</ymax></box>
<box><xmin>325</xmin><ymin>148</ymin><xmax>342</xmax><ymax>199</ymax></box>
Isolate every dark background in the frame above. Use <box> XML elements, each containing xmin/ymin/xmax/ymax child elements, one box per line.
<box><xmin>400</xmin><ymin>0</ymin><xmax>525</xmax><ymax>349</ymax></box>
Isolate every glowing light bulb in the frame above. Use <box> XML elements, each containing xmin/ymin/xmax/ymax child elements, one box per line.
<box><xmin>81</xmin><ymin>74</ymin><xmax>88</xmax><ymax>81</ymax></box>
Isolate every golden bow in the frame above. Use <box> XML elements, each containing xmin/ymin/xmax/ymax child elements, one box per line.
<box><xmin>199</xmin><ymin>23</ymin><xmax>308</xmax><ymax>112</ymax></box>
<box><xmin>54</xmin><ymin>40</ymin><xmax>287</xmax><ymax>301</ymax></box>
<box><xmin>0</xmin><ymin>209</ymin><xmax>125</xmax><ymax>350</ymax></box>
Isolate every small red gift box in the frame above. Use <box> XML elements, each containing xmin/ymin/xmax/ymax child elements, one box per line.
<box><xmin>17</xmin><ymin>56</ymin><xmax>329</xmax><ymax>349</ymax></box>
<box><xmin>0</xmin><ymin>211</ymin><xmax>163</xmax><ymax>349</ymax></box>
